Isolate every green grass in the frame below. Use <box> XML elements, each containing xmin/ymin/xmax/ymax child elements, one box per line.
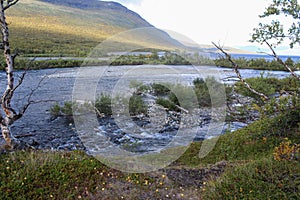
<box><xmin>172</xmin><ymin>109</ymin><xmax>299</xmax><ymax>199</ymax></box>
<box><xmin>0</xmin><ymin>109</ymin><xmax>299</xmax><ymax>199</ymax></box>
<box><xmin>175</xmin><ymin>109</ymin><xmax>300</xmax><ymax>167</ymax></box>
<box><xmin>202</xmin><ymin>159</ymin><xmax>300</xmax><ymax>199</ymax></box>
<box><xmin>0</xmin><ymin>151</ymin><xmax>112</xmax><ymax>199</ymax></box>
<box><xmin>0</xmin><ymin>150</ymin><xmax>204</xmax><ymax>199</ymax></box>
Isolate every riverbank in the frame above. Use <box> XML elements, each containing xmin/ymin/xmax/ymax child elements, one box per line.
<box><xmin>0</xmin><ymin>110</ymin><xmax>299</xmax><ymax>199</ymax></box>
<box><xmin>5</xmin><ymin>52</ymin><xmax>300</xmax><ymax>71</ymax></box>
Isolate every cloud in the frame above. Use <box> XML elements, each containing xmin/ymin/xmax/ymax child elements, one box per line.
<box><xmin>122</xmin><ymin>0</ymin><xmax>272</xmax><ymax>46</ymax></box>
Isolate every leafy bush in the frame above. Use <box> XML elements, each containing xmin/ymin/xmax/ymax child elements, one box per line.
<box><xmin>95</xmin><ymin>94</ymin><xmax>112</xmax><ymax>116</ymax></box>
<box><xmin>61</xmin><ymin>102</ymin><xmax>76</xmax><ymax>116</ymax></box>
<box><xmin>151</xmin><ymin>83</ymin><xmax>171</xmax><ymax>95</ymax></box>
<box><xmin>168</xmin><ymin>84</ymin><xmax>198</xmax><ymax>111</ymax></box>
<box><xmin>235</xmin><ymin>75</ymin><xmax>277</xmax><ymax>101</ymax></box>
<box><xmin>129</xmin><ymin>94</ymin><xmax>147</xmax><ymax>115</ymax></box>
<box><xmin>156</xmin><ymin>98</ymin><xmax>178</xmax><ymax>111</ymax></box>
<box><xmin>152</xmin><ymin>77</ymin><xmax>225</xmax><ymax>111</ymax></box>
<box><xmin>50</xmin><ymin>102</ymin><xmax>76</xmax><ymax>116</ymax></box>
<box><xmin>278</xmin><ymin>77</ymin><xmax>300</xmax><ymax>91</ymax></box>
<box><xmin>193</xmin><ymin>78</ymin><xmax>212</xmax><ymax>106</ymax></box>
<box><xmin>50</xmin><ymin>103</ymin><xmax>61</xmax><ymax>116</ymax></box>
<box><xmin>193</xmin><ymin>78</ymin><xmax>211</xmax><ymax>107</ymax></box>
<box><xmin>50</xmin><ymin>93</ymin><xmax>148</xmax><ymax>118</ymax></box>
<box><xmin>137</xmin><ymin>84</ymin><xmax>151</xmax><ymax>93</ymax></box>
<box><xmin>193</xmin><ymin>76</ymin><xmax>225</xmax><ymax>107</ymax></box>
<box><xmin>235</xmin><ymin>76</ymin><xmax>300</xmax><ymax>124</ymax></box>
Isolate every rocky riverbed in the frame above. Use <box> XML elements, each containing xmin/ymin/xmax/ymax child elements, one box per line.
<box><xmin>0</xmin><ymin>65</ymin><xmax>285</xmax><ymax>152</ymax></box>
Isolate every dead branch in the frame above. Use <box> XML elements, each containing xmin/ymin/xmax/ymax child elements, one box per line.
<box><xmin>93</xmin><ymin>105</ymin><xmax>105</xmax><ymax>117</ymax></box>
<box><xmin>264</xmin><ymin>40</ymin><xmax>300</xmax><ymax>81</ymax></box>
<box><xmin>12</xmin><ymin>57</ymin><xmax>36</xmax><ymax>93</ymax></box>
<box><xmin>213</xmin><ymin>42</ymin><xmax>269</xmax><ymax>100</ymax></box>
<box><xmin>175</xmin><ymin>105</ymin><xmax>189</xmax><ymax>114</ymax></box>
<box><xmin>12</xmin><ymin>52</ymin><xmax>19</xmax><ymax>60</ymax></box>
<box><xmin>18</xmin><ymin>73</ymin><xmax>50</xmax><ymax>117</ymax></box>
<box><xmin>11</xmin><ymin>72</ymin><xmax>25</xmax><ymax>93</ymax></box>
<box><xmin>14</xmin><ymin>133</ymin><xmax>36</xmax><ymax>139</ymax></box>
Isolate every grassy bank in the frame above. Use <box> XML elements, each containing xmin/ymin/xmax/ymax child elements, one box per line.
<box><xmin>0</xmin><ymin>109</ymin><xmax>299</xmax><ymax>199</ymax></box>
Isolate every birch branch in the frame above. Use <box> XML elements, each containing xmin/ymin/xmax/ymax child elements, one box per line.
<box><xmin>4</xmin><ymin>0</ymin><xmax>19</xmax><ymax>10</ymax></box>
<box><xmin>264</xmin><ymin>40</ymin><xmax>300</xmax><ymax>81</ymax></box>
<box><xmin>12</xmin><ymin>57</ymin><xmax>36</xmax><ymax>93</ymax></box>
<box><xmin>212</xmin><ymin>42</ymin><xmax>269</xmax><ymax>100</ymax></box>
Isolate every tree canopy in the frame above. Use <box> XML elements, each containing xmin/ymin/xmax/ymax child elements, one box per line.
<box><xmin>251</xmin><ymin>0</ymin><xmax>300</xmax><ymax>48</ymax></box>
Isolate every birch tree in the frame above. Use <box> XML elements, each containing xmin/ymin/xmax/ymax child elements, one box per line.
<box><xmin>0</xmin><ymin>0</ymin><xmax>28</xmax><ymax>148</ymax></box>
<box><xmin>251</xmin><ymin>0</ymin><xmax>300</xmax><ymax>80</ymax></box>
<box><xmin>216</xmin><ymin>0</ymin><xmax>299</xmax><ymax>101</ymax></box>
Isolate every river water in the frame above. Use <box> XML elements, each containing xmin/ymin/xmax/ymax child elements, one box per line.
<box><xmin>0</xmin><ymin>65</ymin><xmax>296</xmax><ymax>152</ymax></box>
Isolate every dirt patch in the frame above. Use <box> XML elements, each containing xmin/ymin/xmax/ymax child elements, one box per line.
<box><xmin>163</xmin><ymin>161</ymin><xmax>227</xmax><ymax>188</ymax></box>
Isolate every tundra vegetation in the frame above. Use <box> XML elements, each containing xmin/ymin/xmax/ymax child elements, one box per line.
<box><xmin>0</xmin><ymin>0</ymin><xmax>299</xmax><ymax>199</ymax></box>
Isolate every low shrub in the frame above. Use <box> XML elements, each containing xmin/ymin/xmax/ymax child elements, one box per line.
<box><xmin>50</xmin><ymin>103</ymin><xmax>61</xmax><ymax>116</ymax></box>
<box><xmin>61</xmin><ymin>102</ymin><xmax>76</xmax><ymax>116</ymax></box>
<box><xmin>168</xmin><ymin>84</ymin><xmax>198</xmax><ymax>111</ymax></box>
<box><xmin>95</xmin><ymin>94</ymin><xmax>112</xmax><ymax>116</ymax></box>
<box><xmin>235</xmin><ymin>75</ymin><xmax>276</xmax><ymax>101</ymax></box>
<box><xmin>151</xmin><ymin>83</ymin><xmax>171</xmax><ymax>95</ymax></box>
<box><xmin>129</xmin><ymin>94</ymin><xmax>147</xmax><ymax>115</ymax></box>
<box><xmin>235</xmin><ymin>76</ymin><xmax>300</xmax><ymax>101</ymax></box>
<box><xmin>202</xmin><ymin>159</ymin><xmax>300</xmax><ymax>199</ymax></box>
<box><xmin>50</xmin><ymin>93</ymin><xmax>148</xmax><ymax>118</ymax></box>
<box><xmin>273</xmin><ymin>139</ymin><xmax>300</xmax><ymax>161</ymax></box>
<box><xmin>156</xmin><ymin>98</ymin><xmax>178</xmax><ymax>111</ymax></box>
<box><xmin>193</xmin><ymin>77</ymin><xmax>225</xmax><ymax>107</ymax></box>
<box><xmin>50</xmin><ymin>102</ymin><xmax>76</xmax><ymax>116</ymax></box>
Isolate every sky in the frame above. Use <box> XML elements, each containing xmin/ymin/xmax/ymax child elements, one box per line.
<box><xmin>104</xmin><ymin>0</ymin><xmax>300</xmax><ymax>55</ymax></box>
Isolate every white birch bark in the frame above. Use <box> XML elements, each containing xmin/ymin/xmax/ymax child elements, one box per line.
<box><xmin>0</xmin><ymin>0</ymin><xmax>20</xmax><ymax>148</ymax></box>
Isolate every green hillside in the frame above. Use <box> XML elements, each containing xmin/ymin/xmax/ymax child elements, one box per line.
<box><xmin>6</xmin><ymin>0</ymin><xmax>183</xmax><ymax>56</ymax></box>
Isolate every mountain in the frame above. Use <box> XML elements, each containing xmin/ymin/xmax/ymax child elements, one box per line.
<box><xmin>6</xmin><ymin>0</ymin><xmax>185</xmax><ymax>56</ymax></box>
<box><xmin>5</xmin><ymin>0</ymin><xmax>251</xmax><ymax>57</ymax></box>
<box><xmin>40</xmin><ymin>0</ymin><xmax>152</xmax><ymax>28</ymax></box>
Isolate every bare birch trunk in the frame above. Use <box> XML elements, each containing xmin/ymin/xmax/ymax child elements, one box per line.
<box><xmin>0</xmin><ymin>0</ymin><xmax>20</xmax><ymax>148</ymax></box>
<box><xmin>1</xmin><ymin>124</ymin><xmax>17</xmax><ymax>147</ymax></box>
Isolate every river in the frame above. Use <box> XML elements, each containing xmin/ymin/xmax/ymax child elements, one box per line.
<box><xmin>0</xmin><ymin>65</ymin><xmax>296</xmax><ymax>152</ymax></box>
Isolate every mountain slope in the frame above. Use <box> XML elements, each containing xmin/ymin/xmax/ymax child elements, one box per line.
<box><xmin>39</xmin><ymin>0</ymin><xmax>152</xmax><ymax>28</ymax></box>
<box><xmin>6</xmin><ymin>0</ymin><xmax>184</xmax><ymax>56</ymax></box>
